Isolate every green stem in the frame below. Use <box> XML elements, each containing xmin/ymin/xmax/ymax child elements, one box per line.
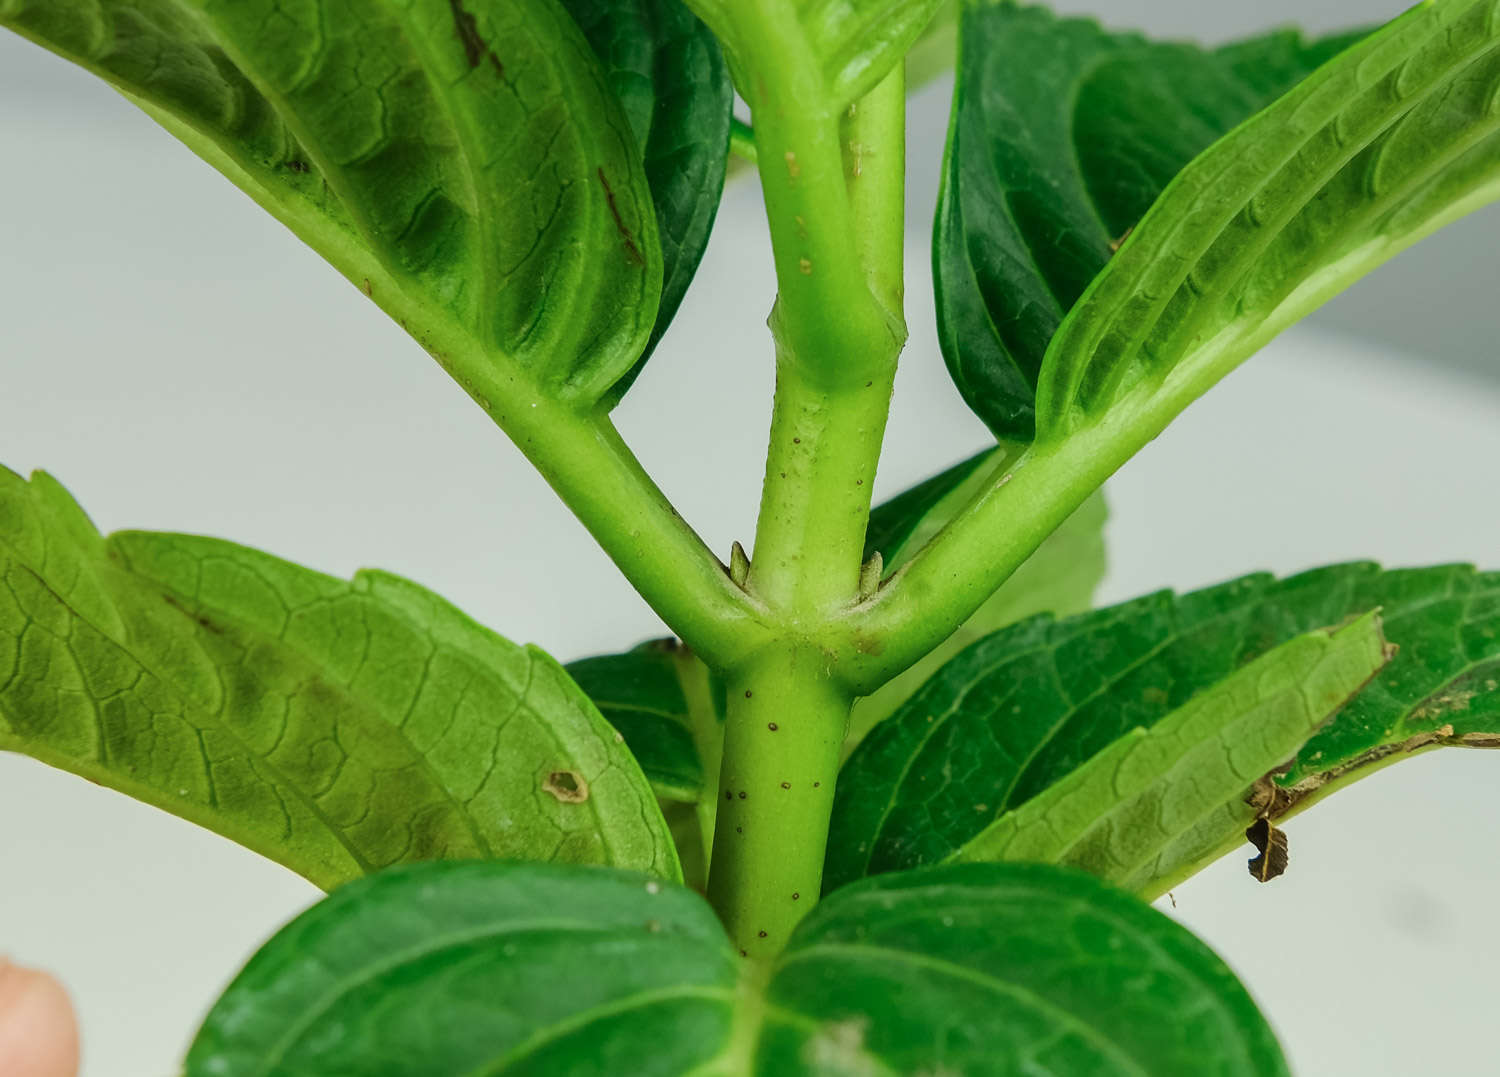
<box><xmin>136</xmin><ymin>101</ymin><xmax>772</xmax><ymax>674</ymax></box>
<box><xmin>745</xmin><ymin>62</ymin><xmax>907</xmax><ymax>614</ymax></box>
<box><xmin>738</xmin><ymin>14</ymin><xmax>899</xmax><ymax>390</ymax></box>
<box><xmin>705</xmin><ymin>58</ymin><xmax>907</xmax><ymax>951</ymax></box>
<box><xmin>843</xmin><ymin>68</ymin><xmax>906</xmax><ymax>319</ymax></box>
<box><xmin>707</xmin><ymin>643</ymin><xmax>850</xmax><ymax>958</ymax></box>
<box><xmin>451</xmin><ymin>350</ymin><xmax>773</xmax><ymax>672</ymax></box>
<box><xmin>837</xmin><ymin>426</ymin><xmax>1119</xmax><ymax>691</ymax></box>
<box><xmin>839</xmin><ymin>362</ymin><xmax>1227</xmax><ymax>692</ymax></box>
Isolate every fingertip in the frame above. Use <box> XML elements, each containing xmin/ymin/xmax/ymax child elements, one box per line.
<box><xmin>0</xmin><ymin>958</ymin><xmax>80</xmax><ymax>1077</ymax></box>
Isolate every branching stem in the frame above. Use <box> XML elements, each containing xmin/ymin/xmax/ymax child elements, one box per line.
<box><xmin>704</xmin><ymin>39</ymin><xmax>907</xmax><ymax>954</ymax></box>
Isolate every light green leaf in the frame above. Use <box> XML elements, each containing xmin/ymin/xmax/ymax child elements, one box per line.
<box><xmin>955</xmin><ymin>613</ymin><xmax>1388</xmax><ymax>883</ymax></box>
<box><xmin>848</xmin><ymin>445</ymin><xmax>1107</xmax><ymax>749</ymax></box>
<box><xmin>0</xmin><ymin>467</ymin><xmax>679</xmax><ymax>887</ymax></box>
<box><xmin>187</xmin><ymin>860</ymin><xmax>1287</xmax><ymax>1075</ymax></box>
<box><xmin>827</xmin><ymin>563</ymin><xmax>1500</xmax><ymax>897</ymax></box>
<box><xmin>687</xmin><ymin>0</ymin><xmax>947</xmax><ymax>109</ymax></box>
<box><xmin>1</xmin><ymin>0</ymin><xmax>661</xmax><ymax>406</ymax></box>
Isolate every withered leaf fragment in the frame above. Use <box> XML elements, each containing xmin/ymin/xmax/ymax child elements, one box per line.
<box><xmin>1246</xmin><ymin>817</ymin><xmax>1289</xmax><ymax>883</ymax></box>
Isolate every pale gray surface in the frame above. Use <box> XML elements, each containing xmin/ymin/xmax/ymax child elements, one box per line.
<box><xmin>2</xmin><ymin>5</ymin><xmax>1499</xmax><ymax>1076</ymax></box>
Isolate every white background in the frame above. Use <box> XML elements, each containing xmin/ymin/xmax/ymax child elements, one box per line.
<box><xmin>3</xmin><ymin>4</ymin><xmax>1499</xmax><ymax>1074</ymax></box>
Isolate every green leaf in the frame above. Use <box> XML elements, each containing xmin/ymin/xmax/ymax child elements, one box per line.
<box><xmin>848</xmin><ymin>445</ymin><xmax>1107</xmax><ymax>748</ymax></box>
<box><xmin>560</xmin><ymin>0</ymin><xmax>733</xmax><ymax>399</ymax></box>
<box><xmin>0</xmin><ymin>467</ymin><xmax>679</xmax><ymax>887</ymax></box>
<box><xmin>567</xmin><ymin>639</ymin><xmax>725</xmax><ymax>890</ymax></box>
<box><xmin>936</xmin><ymin>2</ymin><xmax>1366</xmax><ymax>439</ymax></box>
<box><xmin>1038</xmin><ymin>0</ymin><xmax>1500</xmax><ymax>445</ymax></box>
<box><xmin>827</xmin><ymin>562</ymin><xmax>1500</xmax><ymax>896</ymax></box>
<box><xmin>687</xmin><ymin>0</ymin><xmax>947</xmax><ymax>109</ymax></box>
<box><xmin>187</xmin><ymin>861</ymin><xmax>740</xmax><ymax>1076</ymax></box>
<box><xmin>953</xmin><ymin>613</ymin><xmax>1389</xmax><ymax>883</ymax></box>
<box><xmin>566</xmin><ymin>639</ymin><xmax>724</xmax><ymax>804</ymax></box>
<box><xmin>939</xmin><ymin>1</ymin><xmax>1500</xmax><ymax>445</ymax></box>
<box><xmin>1</xmin><ymin>0</ymin><xmax>662</xmax><ymax>407</ymax></box>
<box><xmin>188</xmin><ymin>860</ymin><xmax>1286</xmax><ymax>1076</ymax></box>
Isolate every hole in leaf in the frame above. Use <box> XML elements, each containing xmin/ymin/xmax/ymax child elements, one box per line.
<box><xmin>543</xmin><ymin>770</ymin><xmax>589</xmax><ymax>804</ymax></box>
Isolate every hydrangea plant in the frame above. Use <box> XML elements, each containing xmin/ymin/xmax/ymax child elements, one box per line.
<box><xmin>3</xmin><ymin>0</ymin><xmax>1499</xmax><ymax>1072</ymax></box>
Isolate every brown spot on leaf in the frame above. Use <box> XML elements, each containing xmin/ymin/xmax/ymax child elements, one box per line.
<box><xmin>597</xmin><ymin>168</ymin><xmax>647</xmax><ymax>267</ymax></box>
<box><xmin>543</xmin><ymin>769</ymin><xmax>589</xmax><ymax>804</ymax></box>
<box><xmin>1246</xmin><ymin>816</ymin><xmax>1288</xmax><ymax>883</ymax></box>
<box><xmin>286</xmin><ymin>159</ymin><xmax>309</xmax><ymax>174</ymax></box>
<box><xmin>162</xmin><ymin>593</ymin><xmax>223</xmax><ymax>635</ymax></box>
<box><xmin>1412</xmin><ymin>689</ymin><xmax>1478</xmax><ymax>720</ymax></box>
<box><xmin>448</xmin><ymin>0</ymin><xmax>504</xmax><ymax>75</ymax></box>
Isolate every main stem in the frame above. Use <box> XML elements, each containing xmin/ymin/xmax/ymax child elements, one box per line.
<box><xmin>706</xmin><ymin>57</ymin><xmax>906</xmax><ymax>957</ymax></box>
<box><xmin>709</xmin><ymin>644</ymin><xmax>850</xmax><ymax>955</ymax></box>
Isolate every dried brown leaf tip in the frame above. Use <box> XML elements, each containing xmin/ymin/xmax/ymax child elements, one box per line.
<box><xmin>1246</xmin><ymin>816</ymin><xmax>1289</xmax><ymax>883</ymax></box>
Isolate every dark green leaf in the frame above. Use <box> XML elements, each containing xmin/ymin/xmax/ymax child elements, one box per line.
<box><xmin>566</xmin><ymin>639</ymin><xmax>724</xmax><ymax>804</ymax></box>
<box><xmin>849</xmin><ymin>445</ymin><xmax>1107</xmax><ymax>747</ymax></box>
<box><xmin>827</xmin><ymin>562</ymin><xmax>1500</xmax><ymax>896</ymax></box>
<box><xmin>1</xmin><ymin>0</ymin><xmax>661</xmax><ymax>406</ymax></box>
<box><xmin>567</xmin><ymin>639</ymin><xmax>725</xmax><ymax>889</ymax></box>
<box><xmin>862</xmin><ymin>448</ymin><xmax>1010</xmax><ymax>569</ymax></box>
<box><xmin>0</xmin><ymin>467</ymin><xmax>679</xmax><ymax>887</ymax></box>
<box><xmin>561</xmin><ymin>0</ymin><xmax>733</xmax><ymax>400</ymax></box>
<box><xmin>936</xmin><ymin>2</ymin><xmax>1364</xmax><ymax>439</ymax></box>
<box><xmin>188</xmin><ymin>860</ymin><xmax>1286</xmax><ymax>1076</ymax></box>
<box><xmin>764</xmin><ymin>863</ymin><xmax>1287</xmax><ymax>1077</ymax></box>
<box><xmin>187</xmin><ymin>862</ymin><xmax>739</xmax><ymax>1076</ymax></box>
